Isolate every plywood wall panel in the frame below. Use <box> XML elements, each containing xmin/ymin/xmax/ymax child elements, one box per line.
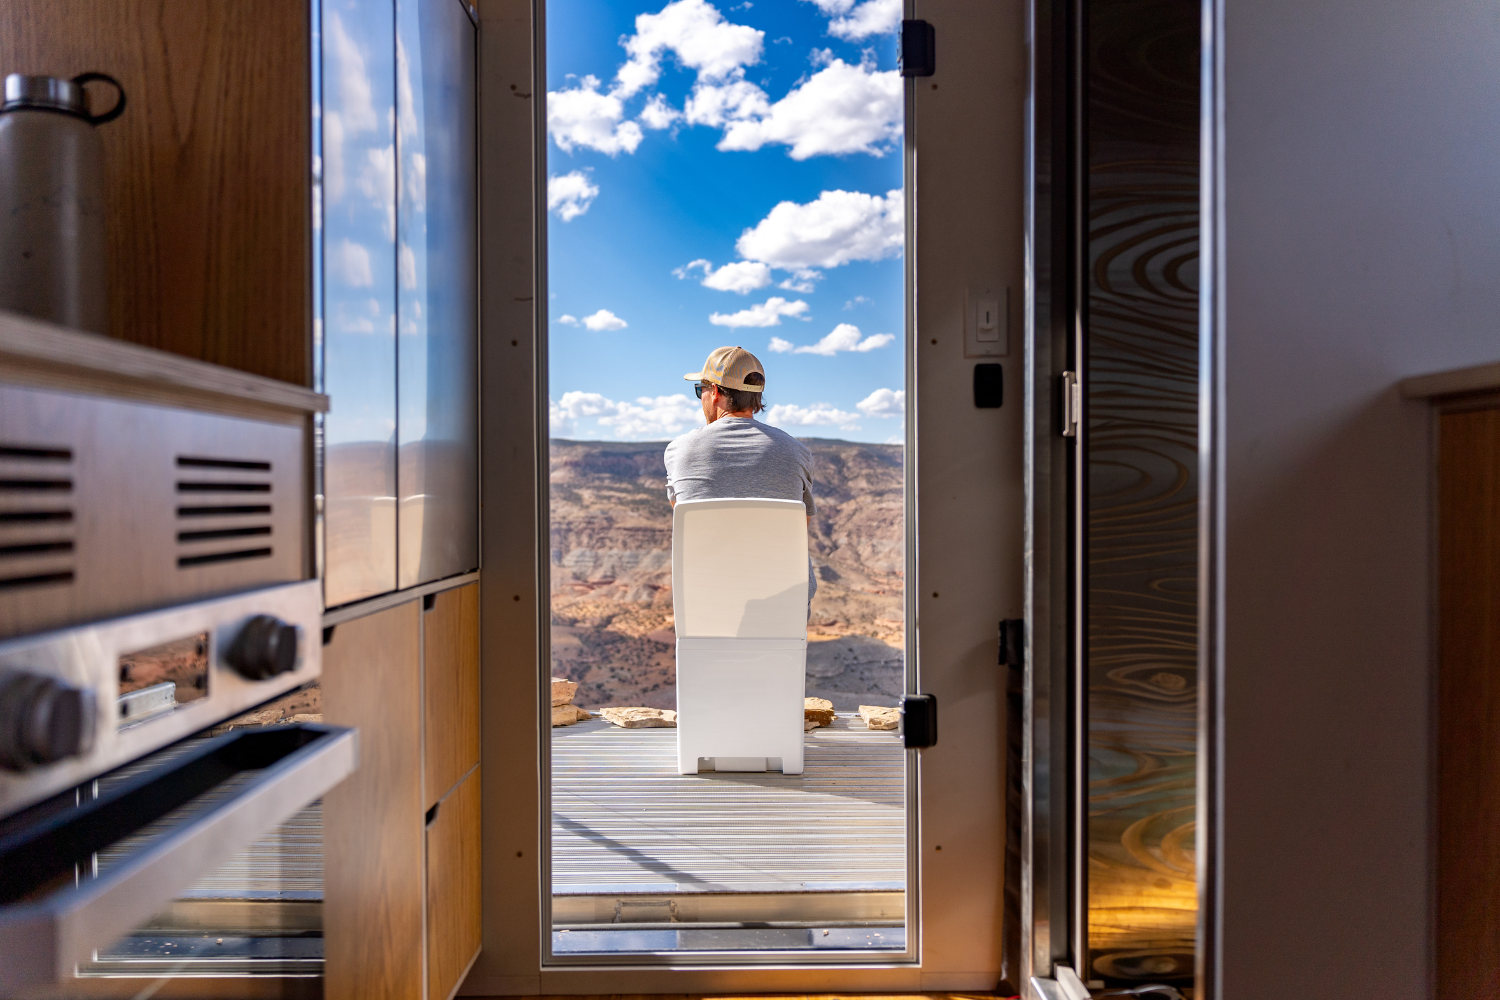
<box><xmin>0</xmin><ymin>1</ymin><xmax>310</xmax><ymax>385</ymax></box>
<box><xmin>322</xmin><ymin>600</ymin><xmax>424</xmax><ymax>1000</ymax></box>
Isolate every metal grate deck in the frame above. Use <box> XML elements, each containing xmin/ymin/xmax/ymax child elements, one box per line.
<box><xmin>550</xmin><ymin>715</ymin><xmax>907</xmax><ymax>895</ymax></box>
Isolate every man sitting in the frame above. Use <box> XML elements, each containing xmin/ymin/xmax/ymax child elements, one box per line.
<box><xmin>664</xmin><ymin>346</ymin><xmax>817</xmax><ymax>607</ymax></box>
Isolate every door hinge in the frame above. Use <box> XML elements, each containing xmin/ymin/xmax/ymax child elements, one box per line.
<box><xmin>1060</xmin><ymin>370</ymin><xmax>1080</xmax><ymax>437</ymax></box>
<box><xmin>900</xmin><ymin>20</ymin><xmax>936</xmax><ymax>77</ymax></box>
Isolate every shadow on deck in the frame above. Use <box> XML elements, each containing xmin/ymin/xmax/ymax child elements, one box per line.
<box><xmin>549</xmin><ymin>714</ymin><xmax>908</xmax><ymax>952</ymax></box>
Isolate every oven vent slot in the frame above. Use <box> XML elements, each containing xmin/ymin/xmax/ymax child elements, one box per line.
<box><xmin>174</xmin><ymin>455</ymin><xmax>273</xmax><ymax>571</ymax></box>
<box><xmin>0</xmin><ymin>443</ymin><xmax>76</xmax><ymax>592</ymax></box>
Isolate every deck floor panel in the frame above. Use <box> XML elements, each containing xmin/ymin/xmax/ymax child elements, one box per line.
<box><xmin>551</xmin><ymin>717</ymin><xmax>907</xmax><ymax>894</ymax></box>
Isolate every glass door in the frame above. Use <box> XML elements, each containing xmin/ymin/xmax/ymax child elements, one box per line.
<box><xmin>1080</xmin><ymin>0</ymin><xmax>1201</xmax><ymax>990</ymax></box>
<box><xmin>541</xmin><ymin>0</ymin><xmax>911</xmax><ymax>961</ymax></box>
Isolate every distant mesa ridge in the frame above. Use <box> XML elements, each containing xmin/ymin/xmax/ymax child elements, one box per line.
<box><xmin>549</xmin><ymin>437</ymin><xmax>905</xmax><ymax>712</ymax></box>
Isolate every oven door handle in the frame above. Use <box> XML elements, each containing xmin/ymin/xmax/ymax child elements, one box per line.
<box><xmin>0</xmin><ymin>724</ymin><xmax>357</xmax><ymax>992</ymax></box>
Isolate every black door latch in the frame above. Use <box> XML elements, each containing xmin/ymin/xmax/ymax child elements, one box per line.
<box><xmin>901</xmin><ymin>693</ymin><xmax>938</xmax><ymax>748</ymax></box>
<box><xmin>999</xmin><ymin>618</ymin><xmax>1024</xmax><ymax>666</ymax></box>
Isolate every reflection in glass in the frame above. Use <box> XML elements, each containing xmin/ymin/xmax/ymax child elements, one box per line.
<box><xmin>117</xmin><ymin>633</ymin><xmax>210</xmax><ymax>728</ymax></box>
<box><xmin>396</xmin><ymin>0</ymin><xmax>479</xmax><ymax>589</ymax></box>
<box><xmin>321</xmin><ymin>0</ymin><xmax>398</xmax><ymax>606</ymax></box>
<box><xmin>1083</xmin><ymin>0</ymin><xmax>1200</xmax><ymax>987</ymax></box>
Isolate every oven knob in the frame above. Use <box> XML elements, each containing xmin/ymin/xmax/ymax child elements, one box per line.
<box><xmin>0</xmin><ymin>673</ymin><xmax>97</xmax><ymax>772</ymax></box>
<box><xmin>226</xmin><ymin>616</ymin><xmax>301</xmax><ymax>680</ymax></box>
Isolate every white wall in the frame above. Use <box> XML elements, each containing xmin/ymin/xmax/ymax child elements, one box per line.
<box><xmin>1217</xmin><ymin>1</ymin><xmax>1500</xmax><ymax>994</ymax></box>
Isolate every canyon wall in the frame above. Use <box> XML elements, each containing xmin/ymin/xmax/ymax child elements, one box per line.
<box><xmin>549</xmin><ymin>437</ymin><xmax>905</xmax><ymax>710</ymax></box>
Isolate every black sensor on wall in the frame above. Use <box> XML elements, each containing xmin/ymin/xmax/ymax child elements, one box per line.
<box><xmin>974</xmin><ymin>363</ymin><xmax>1003</xmax><ymax>408</ymax></box>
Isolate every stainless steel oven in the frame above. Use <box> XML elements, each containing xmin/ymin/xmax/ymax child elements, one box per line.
<box><xmin>0</xmin><ymin>313</ymin><xmax>348</xmax><ymax>997</ymax></box>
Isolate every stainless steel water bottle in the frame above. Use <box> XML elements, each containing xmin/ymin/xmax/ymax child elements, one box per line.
<box><xmin>0</xmin><ymin>73</ymin><xmax>125</xmax><ymax>334</ymax></box>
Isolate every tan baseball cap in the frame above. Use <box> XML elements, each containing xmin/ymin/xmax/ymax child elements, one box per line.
<box><xmin>683</xmin><ymin>346</ymin><xmax>765</xmax><ymax>392</ymax></box>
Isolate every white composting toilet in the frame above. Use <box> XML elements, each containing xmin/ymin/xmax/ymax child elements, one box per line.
<box><xmin>671</xmin><ymin>498</ymin><xmax>809</xmax><ymax>775</ymax></box>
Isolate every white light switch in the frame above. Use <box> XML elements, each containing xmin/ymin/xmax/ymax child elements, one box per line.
<box><xmin>976</xmin><ymin>298</ymin><xmax>1000</xmax><ymax>341</ymax></box>
<box><xmin>964</xmin><ymin>285</ymin><xmax>1009</xmax><ymax>357</ymax></box>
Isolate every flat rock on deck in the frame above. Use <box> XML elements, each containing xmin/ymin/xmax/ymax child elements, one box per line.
<box><xmin>553</xmin><ymin>704</ymin><xmax>592</xmax><ymax>727</ymax></box>
<box><xmin>804</xmin><ymin>697</ymin><xmax>835</xmax><ymax>727</ymax></box>
<box><xmin>551</xmin><ymin>677</ymin><xmax>579</xmax><ymax>706</ymax></box>
<box><xmin>859</xmin><ymin>705</ymin><xmax>900</xmax><ymax>730</ymax></box>
<box><xmin>600</xmin><ymin>707</ymin><xmax>677</xmax><ymax>728</ymax></box>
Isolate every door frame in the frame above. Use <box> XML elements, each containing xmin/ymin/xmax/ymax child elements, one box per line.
<box><xmin>468</xmin><ymin>0</ymin><xmax>1026</xmax><ymax>991</ymax></box>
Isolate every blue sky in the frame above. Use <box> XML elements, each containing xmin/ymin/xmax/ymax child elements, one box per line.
<box><xmin>546</xmin><ymin>0</ymin><xmax>907</xmax><ymax>443</ymax></box>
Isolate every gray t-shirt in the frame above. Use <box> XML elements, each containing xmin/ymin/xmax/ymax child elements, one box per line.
<box><xmin>663</xmin><ymin>417</ymin><xmax>816</xmax><ymax>514</ymax></box>
<box><xmin>664</xmin><ymin>417</ymin><xmax>818</xmax><ymax>606</ymax></box>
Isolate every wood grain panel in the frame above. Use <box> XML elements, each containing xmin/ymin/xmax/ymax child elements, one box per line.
<box><xmin>1437</xmin><ymin>405</ymin><xmax>1500</xmax><ymax>996</ymax></box>
<box><xmin>428</xmin><ymin>766</ymin><xmax>483</xmax><ymax>1000</ymax></box>
<box><xmin>0</xmin><ymin>1</ymin><xmax>310</xmax><ymax>386</ymax></box>
<box><xmin>322</xmin><ymin>600</ymin><xmax>424</xmax><ymax>1000</ymax></box>
<box><xmin>1083</xmin><ymin>0</ymin><xmax>1201</xmax><ymax>984</ymax></box>
<box><xmin>425</xmin><ymin>582</ymin><xmax>481</xmax><ymax>808</ymax></box>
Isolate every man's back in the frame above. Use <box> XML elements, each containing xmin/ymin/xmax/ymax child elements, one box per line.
<box><xmin>663</xmin><ymin>417</ymin><xmax>816</xmax><ymax>514</ymax></box>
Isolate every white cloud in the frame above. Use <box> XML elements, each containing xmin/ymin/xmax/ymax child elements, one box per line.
<box><xmin>396</xmin><ymin>35</ymin><xmax>418</xmax><ymax>140</ymax></box>
<box><xmin>558</xmin><ymin>314</ymin><xmax>579</xmax><ymax>325</ymax></box>
<box><xmin>778</xmin><ymin>269</ymin><xmax>820</xmax><ymax>293</ymax></box>
<box><xmin>327</xmin><ymin>14</ymin><xmax>378</xmax><ymax>134</ymax></box>
<box><xmin>856</xmin><ymin>387</ymin><xmax>905</xmax><ymax>417</ymax></box>
<box><xmin>716</xmin><ymin>57</ymin><xmax>901</xmax><ymax>159</ymax></box>
<box><xmin>548</xmin><ymin>76</ymin><xmax>644</xmax><ymax>155</ymax></box>
<box><xmin>548</xmin><ymin>171</ymin><xmax>600</xmax><ymax>221</ymax></box>
<box><xmin>615</xmin><ymin>0</ymin><xmax>764</xmax><ymax>99</ymax></box>
<box><xmin>778</xmin><ymin>322</ymin><xmax>895</xmax><ymax>355</ymax></box>
<box><xmin>827</xmin><ymin>0</ymin><xmax>901</xmax><ymax>39</ymax></box>
<box><xmin>323</xmin><ymin>13</ymin><xmax>378</xmax><ymax>205</ymax></box>
<box><xmin>405</xmin><ymin>151</ymin><xmax>426</xmax><ymax>211</ymax></box>
<box><xmin>638</xmin><ymin>93</ymin><xmax>683</xmax><ymax>130</ymax></box>
<box><xmin>768</xmin><ymin>336</ymin><xmax>795</xmax><ymax>353</ymax></box>
<box><xmin>852</xmin><ymin>332</ymin><xmax>895</xmax><ymax>351</ymax></box>
<box><xmin>683</xmin><ymin>77</ymin><xmax>771</xmax><ymax>128</ymax></box>
<box><xmin>709</xmin><ymin>296</ymin><xmax>809</xmax><ymax>328</ymax></box>
<box><xmin>765</xmin><ymin>402</ymin><xmax>862</xmax><ymax>431</ymax></box>
<box><xmin>356</xmin><ymin>144</ymin><xmax>396</xmax><ymax>237</ymax></box>
<box><xmin>581</xmin><ymin>309</ymin><xmax>628</xmax><ymax>331</ymax></box>
<box><xmin>844</xmin><ymin>295</ymin><xmax>870</xmax><ymax>309</ymax></box>
<box><xmin>550</xmin><ymin>391</ymin><xmax>703</xmax><ymax>440</ymax></box>
<box><xmin>329</xmin><ymin>239</ymin><xmax>373</xmax><ymax>287</ymax></box>
<box><xmin>736</xmin><ymin>188</ymin><xmax>903</xmax><ymax>270</ymax></box>
<box><xmin>399</xmin><ymin>243</ymin><xmax>416</xmax><ymax>289</ymax></box>
<box><xmin>675</xmin><ymin>259</ymin><xmax>772</xmax><ymax>293</ymax></box>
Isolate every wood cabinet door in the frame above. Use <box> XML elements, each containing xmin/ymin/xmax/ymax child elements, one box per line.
<box><xmin>427</xmin><ymin>766</ymin><xmax>483</xmax><ymax>1000</ymax></box>
<box><xmin>322</xmin><ymin>600</ymin><xmax>424</xmax><ymax>1000</ymax></box>
<box><xmin>1437</xmin><ymin>403</ymin><xmax>1500</xmax><ymax>995</ymax></box>
<box><xmin>424</xmin><ymin>583</ymin><xmax>480</xmax><ymax>808</ymax></box>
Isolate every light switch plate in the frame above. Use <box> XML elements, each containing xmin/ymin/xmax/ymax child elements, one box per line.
<box><xmin>964</xmin><ymin>284</ymin><xmax>1009</xmax><ymax>357</ymax></box>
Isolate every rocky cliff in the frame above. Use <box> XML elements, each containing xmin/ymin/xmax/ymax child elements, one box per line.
<box><xmin>549</xmin><ymin>437</ymin><xmax>905</xmax><ymax>711</ymax></box>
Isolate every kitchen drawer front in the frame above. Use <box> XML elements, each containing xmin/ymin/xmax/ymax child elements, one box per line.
<box><xmin>423</xmin><ymin>582</ymin><xmax>479</xmax><ymax>809</ymax></box>
<box><xmin>426</xmin><ymin>766</ymin><xmax>481</xmax><ymax>1000</ymax></box>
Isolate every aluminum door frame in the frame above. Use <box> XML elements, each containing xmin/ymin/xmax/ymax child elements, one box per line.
<box><xmin>1023</xmin><ymin>0</ymin><xmax>1085</xmax><ymax>987</ymax></box>
<box><xmin>529</xmin><ymin>0</ymin><xmax>921</xmax><ymax>970</ymax></box>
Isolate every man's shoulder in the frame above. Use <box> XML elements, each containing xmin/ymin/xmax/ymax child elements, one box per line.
<box><xmin>663</xmin><ymin>426</ymin><xmax>705</xmax><ymax>465</ymax></box>
<box><xmin>751</xmin><ymin>420</ymin><xmax>811</xmax><ymax>455</ymax></box>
